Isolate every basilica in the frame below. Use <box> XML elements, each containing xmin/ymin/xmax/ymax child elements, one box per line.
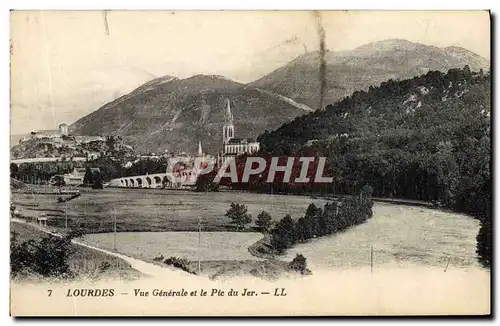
<box><xmin>219</xmin><ymin>99</ymin><xmax>260</xmax><ymax>165</ymax></box>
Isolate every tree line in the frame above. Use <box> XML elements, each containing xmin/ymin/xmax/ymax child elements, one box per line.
<box><xmin>10</xmin><ymin>157</ymin><xmax>181</xmax><ymax>185</ymax></box>
<box><xmin>224</xmin><ymin>186</ymin><xmax>374</xmax><ymax>255</ymax></box>
<box><xmin>270</xmin><ymin>186</ymin><xmax>373</xmax><ymax>254</ymax></box>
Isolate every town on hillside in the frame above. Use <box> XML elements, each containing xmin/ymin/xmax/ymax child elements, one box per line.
<box><xmin>10</xmin><ymin>98</ymin><xmax>260</xmax><ymax>189</ymax></box>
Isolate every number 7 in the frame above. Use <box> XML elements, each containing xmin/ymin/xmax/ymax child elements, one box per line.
<box><xmin>47</xmin><ymin>289</ymin><xmax>52</xmax><ymax>297</ymax></box>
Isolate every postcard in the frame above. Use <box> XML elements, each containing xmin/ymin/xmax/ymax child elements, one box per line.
<box><xmin>9</xmin><ymin>10</ymin><xmax>491</xmax><ymax>316</ymax></box>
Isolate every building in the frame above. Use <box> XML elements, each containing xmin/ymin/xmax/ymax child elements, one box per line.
<box><xmin>20</xmin><ymin>123</ymin><xmax>70</xmax><ymax>143</ymax></box>
<box><xmin>220</xmin><ymin>99</ymin><xmax>260</xmax><ymax>166</ymax></box>
<box><xmin>58</xmin><ymin>123</ymin><xmax>69</xmax><ymax>136</ymax></box>
<box><xmin>86</xmin><ymin>151</ymin><xmax>101</xmax><ymax>160</ymax></box>
<box><xmin>198</xmin><ymin>141</ymin><xmax>203</xmax><ymax>157</ymax></box>
<box><xmin>63</xmin><ymin>167</ymin><xmax>100</xmax><ymax>186</ymax></box>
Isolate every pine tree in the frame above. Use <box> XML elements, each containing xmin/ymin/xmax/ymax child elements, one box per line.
<box><xmin>225</xmin><ymin>203</ymin><xmax>252</xmax><ymax>230</ymax></box>
<box><xmin>83</xmin><ymin>167</ymin><xmax>93</xmax><ymax>186</ymax></box>
<box><xmin>270</xmin><ymin>214</ymin><xmax>296</xmax><ymax>253</ymax></box>
<box><xmin>295</xmin><ymin>217</ymin><xmax>312</xmax><ymax>242</ymax></box>
<box><xmin>92</xmin><ymin>171</ymin><xmax>104</xmax><ymax>189</ymax></box>
<box><xmin>255</xmin><ymin>211</ymin><xmax>272</xmax><ymax>233</ymax></box>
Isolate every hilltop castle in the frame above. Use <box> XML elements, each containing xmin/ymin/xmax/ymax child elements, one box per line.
<box><xmin>22</xmin><ymin>123</ymin><xmax>69</xmax><ymax>141</ymax></box>
<box><xmin>219</xmin><ymin>99</ymin><xmax>260</xmax><ymax>166</ymax></box>
<box><xmin>18</xmin><ymin>123</ymin><xmax>107</xmax><ymax>147</ymax></box>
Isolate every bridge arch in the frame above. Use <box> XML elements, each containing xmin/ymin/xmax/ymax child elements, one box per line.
<box><xmin>162</xmin><ymin>176</ymin><xmax>172</xmax><ymax>188</ymax></box>
<box><xmin>110</xmin><ymin>170</ymin><xmax>196</xmax><ymax>189</ymax></box>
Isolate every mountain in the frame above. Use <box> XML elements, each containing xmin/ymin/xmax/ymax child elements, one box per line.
<box><xmin>70</xmin><ymin>75</ymin><xmax>311</xmax><ymax>154</ymax></box>
<box><xmin>442</xmin><ymin>46</ymin><xmax>490</xmax><ymax>68</ymax></box>
<box><xmin>249</xmin><ymin>39</ymin><xmax>490</xmax><ymax>109</ymax></box>
<box><xmin>256</xmin><ymin>67</ymin><xmax>491</xmax><ymax>268</ymax></box>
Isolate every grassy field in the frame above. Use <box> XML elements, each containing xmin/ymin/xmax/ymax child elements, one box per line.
<box><xmin>11</xmin><ymin>187</ymin><xmax>328</xmax><ymax>233</ymax></box>
<box><xmin>10</xmin><ymin>222</ymin><xmax>142</xmax><ymax>281</ymax></box>
<box><xmin>82</xmin><ymin>231</ymin><xmax>305</xmax><ymax>280</ymax></box>
<box><xmin>82</xmin><ymin>231</ymin><xmax>264</xmax><ymax>262</ymax></box>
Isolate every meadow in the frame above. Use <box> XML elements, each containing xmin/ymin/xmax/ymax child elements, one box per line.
<box><xmin>11</xmin><ymin>187</ymin><xmax>328</xmax><ymax>233</ymax></box>
<box><xmin>82</xmin><ymin>231</ymin><xmax>263</xmax><ymax>262</ymax></box>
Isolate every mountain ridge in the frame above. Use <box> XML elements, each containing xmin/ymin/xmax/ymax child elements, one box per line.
<box><xmin>69</xmin><ymin>39</ymin><xmax>489</xmax><ymax>154</ymax></box>
<box><xmin>70</xmin><ymin>74</ymin><xmax>308</xmax><ymax>154</ymax></box>
<box><xmin>249</xmin><ymin>39</ymin><xmax>490</xmax><ymax>109</ymax></box>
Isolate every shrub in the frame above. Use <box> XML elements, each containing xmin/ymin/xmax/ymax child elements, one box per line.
<box><xmin>10</xmin><ymin>230</ymin><xmax>84</xmax><ymax>279</ymax></box>
<box><xmin>152</xmin><ymin>254</ymin><xmax>165</xmax><ymax>262</ymax></box>
<box><xmin>163</xmin><ymin>256</ymin><xmax>195</xmax><ymax>274</ymax></box>
<box><xmin>289</xmin><ymin>253</ymin><xmax>308</xmax><ymax>274</ymax></box>
<box><xmin>257</xmin><ymin>247</ymin><xmax>267</xmax><ymax>254</ymax></box>
<box><xmin>476</xmin><ymin>219</ymin><xmax>491</xmax><ymax>268</ymax></box>
<box><xmin>98</xmin><ymin>261</ymin><xmax>111</xmax><ymax>273</ymax></box>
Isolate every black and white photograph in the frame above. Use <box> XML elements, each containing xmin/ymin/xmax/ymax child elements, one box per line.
<box><xmin>8</xmin><ymin>10</ymin><xmax>491</xmax><ymax>316</ymax></box>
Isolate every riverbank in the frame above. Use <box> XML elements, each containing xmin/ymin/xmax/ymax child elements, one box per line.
<box><xmin>190</xmin><ymin>259</ymin><xmax>302</xmax><ymax>281</ymax></box>
<box><xmin>248</xmin><ymin>234</ymin><xmax>275</xmax><ymax>259</ymax></box>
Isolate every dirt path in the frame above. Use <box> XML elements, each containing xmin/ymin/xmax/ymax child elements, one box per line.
<box><xmin>10</xmin><ymin>218</ymin><xmax>192</xmax><ymax>279</ymax></box>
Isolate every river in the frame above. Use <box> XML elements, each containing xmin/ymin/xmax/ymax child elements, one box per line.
<box><xmin>281</xmin><ymin>203</ymin><xmax>482</xmax><ymax>271</ymax></box>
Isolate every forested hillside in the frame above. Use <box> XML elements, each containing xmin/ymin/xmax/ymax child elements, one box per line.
<box><xmin>257</xmin><ymin>66</ymin><xmax>491</xmax><ymax>266</ymax></box>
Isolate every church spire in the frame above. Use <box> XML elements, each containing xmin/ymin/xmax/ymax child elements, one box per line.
<box><xmin>198</xmin><ymin>141</ymin><xmax>203</xmax><ymax>156</ymax></box>
<box><xmin>222</xmin><ymin>98</ymin><xmax>235</xmax><ymax>144</ymax></box>
<box><xmin>224</xmin><ymin>98</ymin><xmax>234</xmax><ymax>124</ymax></box>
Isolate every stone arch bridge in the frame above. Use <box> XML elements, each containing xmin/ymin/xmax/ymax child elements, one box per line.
<box><xmin>108</xmin><ymin>170</ymin><xmax>198</xmax><ymax>189</ymax></box>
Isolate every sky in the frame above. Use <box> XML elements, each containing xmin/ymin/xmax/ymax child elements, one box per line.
<box><xmin>10</xmin><ymin>10</ymin><xmax>491</xmax><ymax>135</ymax></box>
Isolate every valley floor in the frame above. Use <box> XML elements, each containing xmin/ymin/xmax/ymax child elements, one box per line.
<box><xmin>10</xmin><ymin>186</ymin><xmax>485</xmax><ymax>281</ymax></box>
